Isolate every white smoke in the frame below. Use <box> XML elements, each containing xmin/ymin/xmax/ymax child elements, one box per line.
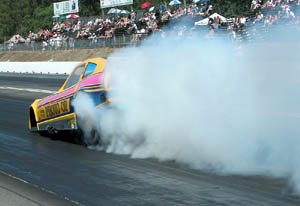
<box><xmin>73</xmin><ymin>24</ymin><xmax>300</xmax><ymax>194</ymax></box>
<box><xmin>72</xmin><ymin>92</ymin><xmax>101</xmax><ymax>147</ymax></box>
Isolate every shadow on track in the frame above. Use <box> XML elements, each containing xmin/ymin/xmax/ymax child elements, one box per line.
<box><xmin>34</xmin><ymin>130</ymin><xmax>87</xmax><ymax>146</ymax></box>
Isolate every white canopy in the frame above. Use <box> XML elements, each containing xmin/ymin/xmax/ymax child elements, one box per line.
<box><xmin>169</xmin><ymin>0</ymin><xmax>181</xmax><ymax>6</ymax></box>
<box><xmin>194</xmin><ymin>13</ymin><xmax>227</xmax><ymax>26</ymax></box>
<box><xmin>7</xmin><ymin>35</ymin><xmax>25</xmax><ymax>43</ymax></box>
<box><xmin>107</xmin><ymin>8</ymin><xmax>121</xmax><ymax>14</ymax></box>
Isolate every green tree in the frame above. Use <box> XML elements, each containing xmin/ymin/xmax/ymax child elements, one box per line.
<box><xmin>79</xmin><ymin>0</ymin><xmax>102</xmax><ymax>16</ymax></box>
<box><xmin>0</xmin><ymin>0</ymin><xmax>27</xmax><ymax>42</ymax></box>
<box><xmin>18</xmin><ymin>5</ymin><xmax>53</xmax><ymax>36</ymax></box>
<box><xmin>211</xmin><ymin>0</ymin><xmax>253</xmax><ymax>17</ymax></box>
<box><xmin>0</xmin><ymin>0</ymin><xmax>59</xmax><ymax>43</ymax></box>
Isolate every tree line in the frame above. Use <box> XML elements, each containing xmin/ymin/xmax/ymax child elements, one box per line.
<box><xmin>0</xmin><ymin>0</ymin><xmax>252</xmax><ymax>43</ymax></box>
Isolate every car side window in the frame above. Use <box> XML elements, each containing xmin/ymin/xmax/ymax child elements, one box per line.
<box><xmin>63</xmin><ymin>64</ymin><xmax>85</xmax><ymax>89</ymax></box>
<box><xmin>83</xmin><ymin>63</ymin><xmax>97</xmax><ymax>78</ymax></box>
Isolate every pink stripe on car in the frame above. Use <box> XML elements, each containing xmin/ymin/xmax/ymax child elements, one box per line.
<box><xmin>79</xmin><ymin>73</ymin><xmax>102</xmax><ymax>88</ymax></box>
<box><xmin>38</xmin><ymin>87</ymin><xmax>75</xmax><ymax>107</ymax></box>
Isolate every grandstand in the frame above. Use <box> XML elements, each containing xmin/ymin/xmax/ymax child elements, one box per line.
<box><xmin>1</xmin><ymin>0</ymin><xmax>300</xmax><ymax>52</ymax></box>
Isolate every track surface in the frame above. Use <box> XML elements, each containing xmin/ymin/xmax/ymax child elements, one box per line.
<box><xmin>0</xmin><ymin>74</ymin><xmax>300</xmax><ymax>206</ymax></box>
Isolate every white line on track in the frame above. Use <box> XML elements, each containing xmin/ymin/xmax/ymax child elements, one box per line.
<box><xmin>0</xmin><ymin>170</ymin><xmax>86</xmax><ymax>206</ymax></box>
<box><xmin>0</xmin><ymin>86</ymin><xmax>55</xmax><ymax>94</ymax></box>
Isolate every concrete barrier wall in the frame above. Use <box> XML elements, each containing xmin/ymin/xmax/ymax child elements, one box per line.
<box><xmin>0</xmin><ymin>62</ymin><xmax>80</xmax><ymax>75</ymax></box>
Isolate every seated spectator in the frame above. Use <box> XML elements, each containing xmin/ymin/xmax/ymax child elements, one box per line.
<box><xmin>253</xmin><ymin>11</ymin><xmax>264</xmax><ymax>24</ymax></box>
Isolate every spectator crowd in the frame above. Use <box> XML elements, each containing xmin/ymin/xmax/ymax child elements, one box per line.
<box><xmin>3</xmin><ymin>0</ymin><xmax>300</xmax><ymax>51</ymax></box>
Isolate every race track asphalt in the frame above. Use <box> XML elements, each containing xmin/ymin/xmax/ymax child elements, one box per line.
<box><xmin>0</xmin><ymin>73</ymin><xmax>300</xmax><ymax>206</ymax></box>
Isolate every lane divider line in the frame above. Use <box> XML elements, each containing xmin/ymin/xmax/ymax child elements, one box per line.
<box><xmin>0</xmin><ymin>170</ymin><xmax>86</xmax><ymax>206</ymax></box>
<box><xmin>0</xmin><ymin>184</ymin><xmax>45</xmax><ymax>206</ymax></box>
<box><xmin>0</xmin><ymin>86</ymin><xmax>55</xmax><ymax>94</ymax></box>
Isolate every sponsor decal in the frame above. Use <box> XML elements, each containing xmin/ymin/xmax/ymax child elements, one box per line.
<box><xmin>38</xmin><ymin>99</ymin><xmax>70</xmax><ymax>121</ymax></box>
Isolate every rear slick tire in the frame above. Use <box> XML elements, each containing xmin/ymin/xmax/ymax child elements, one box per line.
<box><xmin>86</xmin><ymin>129</ymin><xmax>100</xmax><ymax>146</ymax></box>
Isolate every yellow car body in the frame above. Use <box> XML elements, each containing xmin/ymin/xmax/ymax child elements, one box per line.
<box><xmin>28</xmin><ymin>57</ymin><xmax>110</xmax><ymax>133</ymax></box>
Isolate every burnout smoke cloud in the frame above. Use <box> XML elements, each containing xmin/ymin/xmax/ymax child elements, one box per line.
<box><xmin>73</xmin><ymin>24</ymin><xmax>300</xmax><ymax>194</ymax></box>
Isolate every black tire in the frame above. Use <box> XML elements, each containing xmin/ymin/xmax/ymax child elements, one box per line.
<box><xmin>85</xmin><ymin>129</ymin><xmax>100</xmax><ymax>146</ymax></box>
<box><xmin>76</xmin><ymin>115</ymin><xmax>101</xmax><ymax>146</ymax></box>
<box><xmin>72</xmin><ymin>129</ymin><xmax>85</xmax><ymax>145</ymax></box>
<box><xmin>75</xmin><ymin>125</ymin><xmax>101</xmax><ymax>146</ymax></box>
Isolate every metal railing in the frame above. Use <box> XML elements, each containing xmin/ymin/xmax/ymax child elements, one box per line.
<box><xmin>1</xmin><ymin>23</ymin><xmax>300</xmax><ymax>52</ymax></box>
<box><xmin>0</xmin><ymin>33</ymin><xmax>147</xmax><ymax>52</ymax></box>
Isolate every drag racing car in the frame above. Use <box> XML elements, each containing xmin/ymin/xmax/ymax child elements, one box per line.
<box><xmin>28</xmin><ymin>57</ymin><xmax>110</xmax><ymax>144</ymax></box>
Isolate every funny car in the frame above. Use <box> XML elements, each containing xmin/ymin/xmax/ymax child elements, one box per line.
<box><xmin>28</xmin><ymin>57</ymin><xmax>110</xmax><ymax>143</ymax></box>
